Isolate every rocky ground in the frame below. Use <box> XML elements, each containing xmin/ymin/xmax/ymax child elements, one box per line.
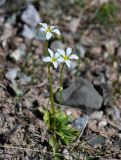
<box><xmin>0</xmin><ymin>0</ymin><xmax>121</xmax><ymax>159</ymax></box>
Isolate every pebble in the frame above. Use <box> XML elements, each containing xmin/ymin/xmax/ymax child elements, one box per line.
<box><xmin>103</xmin><ymin>39</ymin><xmax>118</xmax><ymax>56</ymax></box>
<box><xmin>63</xmin><ymin>149</ymin><xmax>73</xmax><ymax>160</ymax></box>
<box><xmin>90</xmin><ymin>111</ymin><xmax>103</xmax><ymax>120</ymax></box>
<box><xmin>76</xmin><ymin>44</ymin><xmax>86</xmax><ymax>58</ymax></box>
<box><xmin>98</xmin><ymin>120</ymin><xmax>107</xmax><ymax>128</ymax></box>
<box><xmin>21</xmin><ymin>4</ymin><xmax>41</xmax><ymax>27</ymax></box>
<box><xmin>87</xmin><ymin>135</ymin><xmax>105</xmax><ymax>147</ymax></box>
<box><xmin>21</xmin><ymin>25</ymin><xmax>35</xmax><ymax>39</ymax></box>
<box><xmin>90</xmin><ymin>46</ymin><xmax>102</xmax><ymax>58</ymax></box>
<box><xmin>0</xmin><ymin>0</ymin><xmax>6</xmax><ymax>6</ymax></box>
<box><xmin>10</xmin><ymin>48</ymin><xmax>25</xmax><ymax>62</ymax></box>
<box><xmin>69</xmin><ymin>18</ymin><xmax>80</xmax><ymax>33</ymax></box>
<box><xmin>5</xmin><ymin>68</ymin><xmax>20</xmax><ymax>81</ymax></box>
<box><xmin>19</xmin><ymin>73</ymin><xmax>32</xmax><ymax>85</ymax></box>
<box><xmin>51</xmin><ymin>40</ymin><xmax>65</xmax><ymax>52</ymax></box>
<box><xmin>73</xmin><ymin>117</ymin><xmax>89</xmax><ymax>130</ymax></box>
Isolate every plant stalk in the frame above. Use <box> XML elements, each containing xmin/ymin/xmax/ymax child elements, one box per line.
<box><xmin>59</xmin><ymin>64</ymin><xmax>64</xmax><ymax>107</ymax></box>
<box><xmin>48</xmin><ymin>64</ymin><xmax>55</xmax><ymax>113</ymax></box>
<box><xmin>45</xmin><ymin>40</ymin><xmax>48</xmax><ymax>56</ymax></box>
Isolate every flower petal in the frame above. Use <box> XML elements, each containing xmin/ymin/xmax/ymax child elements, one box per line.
<box><xmin>43</xmin><ymin>57</ymin><xmax>51</xmax><ymax>62</ymax></box>
<box><xmin>39</xmin><ymin>23</ymin><xmax>48</xmax><ymax>29</ymax></box>
<box><xmin>55</xmin><ymin>52</ymin><xmax>60</xmax><ymax>58</ymax></box>
<box><xmin>65</xmin><ymin>60</ymin><xmax>71</xmax><ymax>68</ymax></box>
<box><xmin>52</xmin><ymin>28</ymin><xmax>61</xmax><ymax>35</ymax></box>
<box><xmin>53</xmin><ymin>62</ymin><xmax>58</xmax><ymax>68</ymax></box>
<box><xmin>39</xmin><ymin>28</ymin><xmax>46</xmax><ymax>32</ymax></box>
<box><xmin>57</xmin><ymin>49</ymin><xmax>65</xmax><ymax>56</ymax></box>
<box><xmin>66</xmin><ymin>47</ymin><xmax>72</xmax><ymax>56</ymax></box>
<box><xmin>69</xmin><ymin>54</ymin><xmax>79</xmax><ymax>60</ymax></box>
<box><xmin>50</xmin><ymin>25</ymin><xmax>56</xmax><ymax>30</ymax></box>
<box><xmin>46</xmin><ymin>32</ymin><xmax>53</xmax><ymax>40</ymax></box>
<box><xmin>58</xmin><ymin>57</ymin><xmax>64</xmax><ymax>63</ymax></box>
<box><xmin>48</xmin><ymin>48</ymin><xmax>54</xmax><ymax>57</ymax></box>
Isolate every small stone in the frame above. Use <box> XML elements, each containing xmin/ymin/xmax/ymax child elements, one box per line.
<box><xmin>98</xmin><ymin>120</ymin><xmax>107</xmax><ymax>128</ymax></box>
<box><xmin>51</xmin><ymin>40</ymin><xmax>65</xmax><ymax>52</ymax></box>
<box><xmin>10</xmin><ymin>48</ymin><xmax>25</xmax><ymax>62</ymax></box>
<box><xmin>76</xmin><ymin>44</ymin><xmax>86</xmax><ymax>58</ymax></box>
<box><xmin>118</xmin><ymin>76</ymin><xmax>121</xmax><ymax>84</ymax></box>
<box><xmin>73</xmin><ymin>117</ymin><xmax>89</xmax><ymax>130</ymax></box>
<box><xmin>8</xmin><ymin>80</ymin><xmax>23</xmax><ymax>97</ymax></box>
<box><xmin>7</xmin><ymin>14</ymin><xmax>17</xmax><ymax>25</ymax></box>
<box><xmin>99</xmin><ymin>0</ymin><xmax>109</xmax><ymax>5</ymax></box>
<box><xmin>90</xmin><ymin>111</ymin><xmax>103</xmax><ymax>120</ymax></box>
<box><xmin>0</xmin><ymin>87</ymin><xmax>5</xmax><ymax>97</ymax></box>
<box><xmin>66</xmin><ymin>110</ymin><xmax>72</xmax><ymax>116</ymax></box>
<box><xmin>21</xmin><ymin>4</ymin><xmax>41</xmax><ymax>27</ymax></box>
<box><xmin>32</xmin><ymin>39</ymin><xmax>41</xmax><ymax>47</ymax></box>
<box><xmin>103</xmin><ymin>51</ymin><xmax>109</xmax><ymax>59</ymax></box>
<box><xmin>87</xmin><ymin>135</ymin><xmax>105</xmax><ymax>147</ymax></box>
<box><xmin>19</xmin><ymin>73</ymin><xmax>32</xmax><ymax>85</ymax></box>
<box><xmin>1</xmin><ymin>23</ymin><xmax>14</xmax><ymax>41</ymax></box>
<box><xmin>63</xmin><ymin>149</ymin><xmax>73</xmax><ymax>160</ymax></box>
<box><xmin>55</xmin><ymin>78</ymin><xmax>103</xmax><ymax>111</ymax></box>
<box><xmin>21</xmin><ymin>25</ymin><xmax>35</xmax><ymax>39</ymax></box>
<box><xmin>102</xmin><ymin>39</ymin><xmax>119</xmax><ymax>56</ymax></box>
<box><xmin>5</xmin><ymin>68</ymin><xmax>20</xmax><ymax>81</ymax></box>
<box><xmin>113</xmin><ymin>107</ymin><xmax>121</xmax><ymax>121</ymax></box>
<box><xmin>0</xmin><ymin>15</ymin><xmax>5</xmax><ymax>26</ymax></box>
<box><xmin>69</xmin><ymin>18</ymin><xmax>80</xmax><ymax>33</ymax></box>
<box><xmin>90</xmin><ymin>46</ymin><xmax>102</xmax><ymax>58</ymax></box>
<box><xmin>0</xmin><ymin>0</ymin><xmax>6</xmax><ymax>6</ymax></box>
<box><xmin>110</xmin><ymin>73</ymin><xmax>118</xmax><ymax>84</ymax></box>
<box><xmin>79</xmin><ymin>45</ymin><xmax>86</xmax><ymax>58</ymax></box>
<box><xmin>28</xmin><ymin>124</ymin><xmax>35</xmax><ymax>132</ymax></box>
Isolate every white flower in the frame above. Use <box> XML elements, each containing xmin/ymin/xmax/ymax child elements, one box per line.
<box><xmin>43</xmin><ymin>48</ymin><xmax>60</xmax><ymax>68</ymax></box>
<box><xmin>39</xmin><ymin>23</ymin><xmax>61</xmax><ymax>40</ymax></box>
<box><xmin>57</xmin><ymin>47</ymin><xmax>79</xmax><ymax>68</ymax></box>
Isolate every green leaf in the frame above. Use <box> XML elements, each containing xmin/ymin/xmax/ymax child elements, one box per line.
<box><xmin>49</xmin><ymin>136</ymin><xmax>57</xmax><ymax>148</ymax></box>
<box><xmin>49</xmin><ymin>136</ymin><xmax>59</xmax><ymax>158</ymax></box>
<box><xmin>43</xmin><ymin>111</ymin><xmax>50</xmax><ymax>126</ymax></box>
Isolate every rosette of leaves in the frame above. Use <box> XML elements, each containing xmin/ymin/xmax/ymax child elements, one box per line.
<box><xmin>44</xmin><ymin>110</ymin><xmax>79</xmax><ymax>145</ymax></box>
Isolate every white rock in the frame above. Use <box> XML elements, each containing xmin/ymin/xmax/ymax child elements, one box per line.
<box><xmin>5</xmin><ymin>68</ymin><xmax>20</xmax><ymax>81</ymax></box>
<box><xmin>90</xmin><ymin>111</ymin><xmax>103</xmax><ymax>120</ymax></box>
<box><xmin>1</xmin><ymin>23</ymin><xmax>13</xmax><ymax>41</ymax></box>
<box><xmin>63</xmin><ymin>149</ymin><xmax>73</xmax><ymax>160</ymax></box>
<box><xmin>22</xmin><ymin>25</ymin><xmax>35</xmax><ymax>39</ymax></box>
<box><xmin>0</xmin><ymin>16</ymin><xmax>5</xmax><ymax>26</ymax></box>
<box><xmin>79</xmin><ymin>45</ymin><xmax>86</xmax><ymax>58</ymax></box>
<box><xmin>21</xmin><ymin>4</ymin><xmax>41</xmax><ymax>27</ymax></box>
<box><xmin>19</xmin><ymin>74</ymin><xmax>32</xmax><ymax>85</ymax></box>
<box><xmin>0</xmin><ymin>0</ymin><xmax>6</xmax><ymax>6</ymax></box>
<box><xmin>103</xmin><ymin>39</ymin><xmax>119</xmax><ymax>56</ymax></box>
<box><xmin>98</xmin><ymin>120</ymin><xmax>107</xmax><ymax>128</ymax></box>
<box><xmin>69</xmin><ymin>18</ymin><xmax>80</xmax><ymax>33</ymax></box>
<box><xmin>51</xmin><ymin>40</ymin><xmax>65</xmax><ymax>52</ymax></box>
<box><xmin>10</xmin><ymin>48</ymin><xmax>25</xmax><ymax>62</ymax></box>
<box><xmin>99</xmin><ymin>0</ymin><xmax>109</xmax><ymax>5</ymax></box>
<box><xmin>66</xmin><ymin>110</ymin><xmax>72</xmax><ymax>116</ymax></box>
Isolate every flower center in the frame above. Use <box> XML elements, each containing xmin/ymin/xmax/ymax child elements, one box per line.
<box><xmin>63</xmin><ymin>55</ymin><xmax>68</xmax><ymax>61</ymax></box>
<box><xmin>46</xmin><ymin>26</ymin><xmax>52</xmax><ymax>33</ymax></box>
<box><xmin>52</xmin><ymin>57</ymin><xmax>56</xmax><ymax>62</ymax></box>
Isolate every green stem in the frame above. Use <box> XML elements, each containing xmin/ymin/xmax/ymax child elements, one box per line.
<box><xmin>45</xmin><ymin>40</ymin><xmax>48</xmax><ymax>56</ymax></box>
<box><xmin>48</xmin><ymin>64</ymin><xmax>55</xmax><ymax>113</ymax></box>
<box><xmin>59</xmin><ymin>64</ymin><xmax>65</xmax><ymax>107</ymax></box>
